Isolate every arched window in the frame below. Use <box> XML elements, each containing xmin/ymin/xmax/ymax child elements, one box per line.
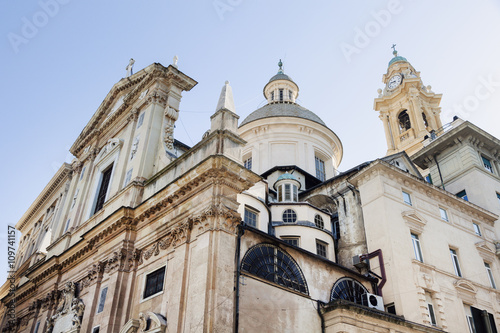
<box><xmin>241</xmin><ymin>244</ymin><xmax>308</xmax><ymax>294</ymax></box>
<box><xmin>282</xmin><ymin>209</ymin><xmax>297</xmax><ymax>223</ymax></box>
<box><xmin>398</xmin><ymin>110</ymin><xmax>411</xmax><ymax>133</ymax></box>
<box><xmin>330</xmin><ymin>277</ymin><xmax>368</xmax><ymax>305</ymax></box>
<box><xmin>314</xmin><ymin>214</ymin><xmax>324</xmax><ymax>229</ymax></box>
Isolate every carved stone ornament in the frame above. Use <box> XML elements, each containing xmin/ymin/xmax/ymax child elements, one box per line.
<box><xmin>47</xmin><ymin>281</ymin><xmax>85</xmax><ymax>333</ymax></box>
<box><xmin>163</xmin><ymin>107</ymin><xmax>179</xmax><ymax>151</ymax></box>
<box><xmin>94</xmin><ymin>138</ymin><xmax>124</xmax><ymax>165</ymax></box>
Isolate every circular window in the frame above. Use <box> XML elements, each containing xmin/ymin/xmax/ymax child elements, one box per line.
<box><xmin>282</xmin><ymin>209</ymin><xmax>297</xmax><ymax>223</ymax></box>
<box><xmin>314</xmin><ymin>214</ymin><xmax>324</xmax><ymax>229</ymax></box>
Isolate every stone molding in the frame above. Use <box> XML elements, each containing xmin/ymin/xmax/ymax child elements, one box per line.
<box><xmin>402</xmin><ymin>210</ymin><xmax>427</xmax><ymax>234</ymax></box>
<box><xmin>46</xmin><ymin>281</ymin><xmax>85</xmax><ymax>333</ymax></box>
<box><xmin>475</xmin><ymin>241</ymin><xmax>496</xmax><ymax>263</ymax></box>
<box><xmin>139</xmin><ymin>203</ymin><xmax>240</xmax><ymax>265</ymax></box>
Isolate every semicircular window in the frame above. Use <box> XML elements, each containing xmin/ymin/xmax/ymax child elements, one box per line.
<box><xmin>330</xmin><ymin>277</ymin><xmax>368</xmax><ymax>305</ymax></box>
<box><xmin>241</xmin><ymin>243</ymin><xmax>308</xmax><ymax>294</ymax></box>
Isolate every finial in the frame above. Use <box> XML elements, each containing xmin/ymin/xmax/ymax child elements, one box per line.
<box><xmin>391</xmin><ymin>44</ymin><xmax>397</xmax><ymax>57</ymax></box>
<box><xmin>173</xmin><ymin>55</ymin><xmax>179</xmax><ymax>68</ymax></box>
<box><xmin>225</xmin><ymin>80</ymin><xmax>230</xmax><ymax>85</ymax></box>
<box><xmin>278</xmin><ymin>59</ymin><xmax>283</xmax><ymax>74</ymax></box>
<box><xmin>126</xmin><ymin>58</ymin><xmax>135</xmax><ymax>77</ymax></box>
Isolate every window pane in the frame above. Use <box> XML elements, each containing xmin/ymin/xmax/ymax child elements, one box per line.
<box><xmin>450</xmin><ymin>249</ymin><xmax>462</xmax><ymax>277</ymax></box>
<box><xmin>244</xmin><ymin>157</ymin><xmax>252</xmax><ymax>170</ymax></box>
<box><xmin>411</xmin><ymin>233</ymin><xmax>423</xmax><ymax>262</ymax></box>
<box><xmin>244</xmin><ymin>208</ymin><xmax>258</xmax><ymax>227</ymax></box>
<box><xmin>284</xmin><ymin>184</ymin><xmax>291</xmax><ymax>201</ymax></box>
<box><xmin>482</xmin><ymin>156</ymin><xmax>493</xmax><ymax>173</ymax></box>
<box><xmin>439</xmin><ymin>208</ymin><xmax>448</xmax><ymax>222</ymax></box>
<box><xmin>97</xmin><ymin>287</ymin><xmax>108</xmax><ymax>313</ymax></box>
<box><xmin>94</xmin><ymin>164</ymin><xmax>113</xmax><ymax>214</ymax></box>
<box><xmin>456</xmin><ymin>190</ymin><xmax>468</xmax><ymax>201</ymax></box>
<box><xmin>282</xmin><ymin>237</ymin><xmax>299</xmax><ymax>247</ymax></box>
<box><xmin>316</xmin><ymin>241</ymin><xmax>327</xmax><ymax>258</ymax></box>
<box><xmin>402</xmin><ymin>191</ymin><xmax>412</xmax><ymax>205</ymax></box>
<box><xmin>282</xmin><ymin>209</ymin><xmax>297</xmax><ymax>223</ymax></box>
<box><xmin>473</xmin><ymin>223</ymin><xmax>481</xmax><ymax>236</ymax></box>
<box><xmin>315</xmin><ymin>157</ymin><xmax>326</xmax><ymax>181</ymax></box>
<box><xmin>428</xmin><ymin>303</ymin><xmax>436</xmax><ymax>326</ymax></box>
<box><xmin>485</xmin><ymin>262</ymin><xmax>496</xmax><ymax>289</ymax></box>
<box><xmin>314</xmin><ymin>215</ymin><xmax>324</xmax><ymax>229</ymax></box>
<box><xmin>144</xmin><ymin>266</ymin><xmax>166</xmax><ymax>299</ymax></box>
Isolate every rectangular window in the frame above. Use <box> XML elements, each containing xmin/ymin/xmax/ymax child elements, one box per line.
<box><xmin>288</xmin><ymin>90</ymin><xmax>292</xmax><ymax>100</ymax></box>
<box><xmin>411</xmin><ymin>233</ymin><xmax>423</xmax><ymax>262</ymax></box>
<box><xmin>244</xmin><ymin>208</ymin><xmax>258</xmax><ymax>228</ymax></box>
<box><xmin>94</xmin><ymin>164</ymin><xmax>114</xmax><ymax>214</ymax></box>
<box><xmin>279</xmin><ymin>89</ymin><xmax>283</xmax><ymax>101</ymax></box>
<box><xmin>143</xmin><ymin>266</ymin><xmax>166</xmax><ymax>299</ymax></box>
<box><xmin>244</xmin><ymin>157</ymin><xmax>252</xmax><ymax>170</ymax></box>
<box><xmin>439</xmin><ymin>208</ymin><xmax>449</xmax><ymax>222</ymax></box>
<box><xmin>137</xmin><ymin>112</ymin><xmax>145</xmax><ymax>128</ymax></box>
<box><xmin>97</xmin><ymin>286</ymin><xmax>108</xmax><ymax>313</ymax></box>
<box><xmin>271</xmin><ymin>91</ymin><xmax>274</xmax><ymax>101</ymax></box>
<box><xmin>485</xmin><ymin>262</ymin><xmax>496</xmax><ymax>289</ymax></box>
<box><xmin>482</xmin><ymin>156</ymin><xmax>494</xmax><ymax>173</ymax></box>
<box><xmin>284</xmin><ymin>184</ymin><xmax>291</xmax><ymax>201</ymax></box>
<box><xmin>456</xmin><ymin>190</ymin><xmax>468</xmax><ymax>201</ymax></box>
<box><xmin>316</xmin><ymin>240</ymin><xmax>327</xmax><ymax>258</ymax></box>
<box><xmin>473</xmin><ymin>223</ymin><xmax>481</xmax><ymax>236</ymax></box>
<box><xmin>427</xmin><ymin>302</ymin><xmax>437</xmax><ymax>326</ymax></box>
<box><xmin>402</xmin><ymin>191</ymin><xmax>412</xmax><ymax>205</ymax></box>
<box><xmin>281</xmin><ymin>237</ymin><xmax>299</xmax><ymax>247</ymax></box>
<box><xmin>315</xmin><ymin>156</ymin><xmax>326</xmax><ymax>181</ymax></box>
<box><xmin>497</xmin><ymin>192</ymin><xmax>500</xmax><ymax>206</ymax></box>
<box><xmin>80</xmin><ymin>166</ymin><xmax>86</xmax><ymax>181</ymax></box>
<box><xmin>92</xmin><ymin>326</ymin><xmax>100</xmax><ymax>333</ymax></box>
<box><xmin>450</xmin><ymin>248</ymin><xmax>462</xmax><ymax>277</ymax></box>
<box><xmin>34</xmin><ymin>321</ymin><xmax>40</xmax><ymax>333</ymax></box>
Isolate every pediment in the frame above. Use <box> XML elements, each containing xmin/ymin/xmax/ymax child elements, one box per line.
<box><xmin>402</xmin><ymin>210</ymin><xmax>427</xmax><ymax>233</ymax></box>
<box><xmin>70</xmin><ymin>63</ymin><xmax>197</xmax><ymax>158</ymax></box>
<box><xmin>454</xmin><ymin>279</ymin><xmax>477</xmax><ymax>294</ymax></box>
<box><xmin>94</xmin><ymin>138</ymin><xmax>123</xmax><ymax>165</ymax></box>
<box><xmin>475</xmin><ymin>241</ymin><xmax>495</xmax><ymax>262</ymax></box>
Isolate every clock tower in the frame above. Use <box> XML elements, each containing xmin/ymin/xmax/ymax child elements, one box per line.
<box><xmin>374</xmin><ymin>47</ymin><xmax>443</xmax><ymax>156</ymax></box>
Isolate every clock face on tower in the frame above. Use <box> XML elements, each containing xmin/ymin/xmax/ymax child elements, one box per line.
<box><xmin>388</xmin><ymin>74</ymin><xmax>402</xmax><ymax>89</ymax></box>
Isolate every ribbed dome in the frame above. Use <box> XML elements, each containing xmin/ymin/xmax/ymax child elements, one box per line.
<box><xmin>239</xmin><ymin>103</ymin><xmax>326</xmax><ymax>127</ymax></box>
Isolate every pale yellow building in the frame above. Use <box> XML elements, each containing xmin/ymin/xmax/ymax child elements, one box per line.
<box><xmin>1</xmin><ymin>53</ymin><xmax>499</xmax><ymax>333</ymax></box>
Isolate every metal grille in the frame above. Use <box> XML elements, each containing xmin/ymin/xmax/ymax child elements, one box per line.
<box><xmin>330</xmin><ymin>277</ymin><xmax>368</xmax><ymax>305</ymax></box>
<box><xmin>241</xmin><ymin>244</ymin><xmax>308</xmax><ymax>294</ymax></box>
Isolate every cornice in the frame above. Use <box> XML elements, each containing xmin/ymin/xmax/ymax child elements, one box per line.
<box><xmin>349</xmin><ymin>159</ymin><xmax>498</xmax><ymax>224</ymax></box>
<box><xmin>16</xmin><ymin>164</ymin><xmax>72</xmax><ymax>231</ymax></box>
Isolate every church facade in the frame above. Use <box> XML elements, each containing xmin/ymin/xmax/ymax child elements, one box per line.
<box><xmin>1</xmin><ymin>52</ymin><xmax>499</xmax><ymax>333</ymax></box>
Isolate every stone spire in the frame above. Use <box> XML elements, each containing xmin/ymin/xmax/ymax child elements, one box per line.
<box><xmin>215</xmin><ymin>80</ymin><xmax>236</xmax><ymax>113</ymax></box>
<box><xmin>211</xmin><ymin>81</ymin><xmax>239</xmax><ymax>133</ymax></box>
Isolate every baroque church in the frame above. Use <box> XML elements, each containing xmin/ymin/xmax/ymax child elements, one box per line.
<box><xmin>1</xmin><ymin>50</ymin><xmax>500</xmax><ymax>333</ymax></box>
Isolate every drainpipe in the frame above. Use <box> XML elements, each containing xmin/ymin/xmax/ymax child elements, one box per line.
<box><xmin>234</xmin><ymin>224</ymin><xmax>244</xmax><ymax>333</ymax></box>
<box><xmin>316</xmin><ymin>300</ymin><xmax>325</xmax><ymax>333</ymax></box>
<box><xmin>359</xmin><ymin>249</ymin><xmax>386</xmax><ymax>296</ymax></box>
<box><xmin>433</xmin><ymin>154</ymin><xmax>445</xmax><ymax>191</ymax></box>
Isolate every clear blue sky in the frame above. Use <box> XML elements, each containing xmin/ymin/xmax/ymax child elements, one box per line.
<box><xmin>1</xmin><ymin>1</ymin><xmax>500</xmax><ymax>283</ymax></box>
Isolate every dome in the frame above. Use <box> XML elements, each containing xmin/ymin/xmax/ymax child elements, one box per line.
<box><xmin>268</xmin><ymin>73</ymin><xmax>295</xmax><ymax>84</ymax></box>
<box><xmin>239</xmin><ymin>103</ymin><xmax>326</xmax><ymax>127</ymax></box>
<box><xmin>388</xmin><ymin>55</ymin><xmax>408</xmax><ymax>67</ymax></box>
<box><xmin>277</xmin><ymin>172</ymin><xmax>298</xmax><ymax>182</ymax></box>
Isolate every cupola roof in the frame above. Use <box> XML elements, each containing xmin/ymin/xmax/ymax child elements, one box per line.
<box><xmin>388</xmin><ymin>45</ymin><xmax>408</xmax><ymax>67</ymax></box>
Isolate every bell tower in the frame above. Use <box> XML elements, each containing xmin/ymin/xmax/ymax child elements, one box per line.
<box><xmin>374</xmin><ymin>46</ymin><xmax>443</xmax><ymax>156</ymax></box>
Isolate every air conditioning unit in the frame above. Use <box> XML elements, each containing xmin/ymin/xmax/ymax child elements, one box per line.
<box><xmin>363</xmin><ymin>293</ymin><xmax>384</xmax><ymax>311</ymax></box>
